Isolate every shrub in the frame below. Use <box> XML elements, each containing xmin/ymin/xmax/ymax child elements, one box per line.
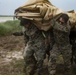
<box><xmin>0</xmin><ymin>20</ymin><xmax>22</xmax><ymax>36</ymax></box>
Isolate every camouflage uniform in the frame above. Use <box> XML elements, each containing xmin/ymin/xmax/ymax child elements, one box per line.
<box><xmin>42</xmin><ymin>28</ymin><xmax>55</xmax><ymax>59</ymax></box>
<box><xmin>70</xmin><ymin>30</ymin><xmax>76</xmax><ymax>64</ymax></box>
<box><xmin>23</xmin><ymin>23</ymin><xmax>54</xmax><ymax>75</ymax></box>
<box><xmin>48</xmin><ymin>21</ymin><xmax>72</xmax><ymax>75</ymax></box>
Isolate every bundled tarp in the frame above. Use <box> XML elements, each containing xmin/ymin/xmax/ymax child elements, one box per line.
<box><xmin>15</xmin><ymin>0</ymin><xmax>63</xmax><ymax>31</ymax></box>
<box><xmin>67</xmin><ymin>10</ymin><xmax>76</xmax><ymax>29</ymax></box>
<box><xmin>15</xmin><ymin>0</ymin><xmax>76</xmax><ymax>31</ymax></box>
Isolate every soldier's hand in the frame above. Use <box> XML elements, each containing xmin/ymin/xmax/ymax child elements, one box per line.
<box><xmin>13</xmin><ymin>32</ymin><xmax>23</xmax><ymax>36</ymax></box>
<box><xmin>48</xmin><ymin>13</ymin><xmax>53</xmax><ymax>19</ymax></box>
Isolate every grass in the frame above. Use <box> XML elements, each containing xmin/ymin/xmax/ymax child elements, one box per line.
<box><xmin>0</xmin><ymin>20</ymin><xmax>22</xmax><ymax>36</ymax></box>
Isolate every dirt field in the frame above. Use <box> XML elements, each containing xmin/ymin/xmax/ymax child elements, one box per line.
<box><xmin>0</xmin><ymin>35</ymin><xmax>25</xmax><ymax>75</ymax></box>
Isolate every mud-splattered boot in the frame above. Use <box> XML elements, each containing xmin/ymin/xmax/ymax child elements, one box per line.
<box><xmin>49</xmin><ymin>70</ymin><xmax>56</xmax><ymax>75</ymax></box>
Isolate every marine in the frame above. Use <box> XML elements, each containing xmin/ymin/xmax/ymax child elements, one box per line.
<box><xmin>20</xmin><ymin>18</ymin><xmax>54</xmax><ymax>75</ymax></box>
<box><xmin>48</xmin><ymin>13</ymin><xmax>72</xmax><ymax>75</ymax></box>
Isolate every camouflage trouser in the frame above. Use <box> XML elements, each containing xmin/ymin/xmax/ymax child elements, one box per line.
<box><xmin>23</xmin><ymin>39</ymin><xmax>46</xmax><ymax>75</ymax></box>
<box><xmin>72</xmin><ymin>42</ymin><xmax>76</xmax><ymax>64</ymax></box>
<box><xmin>48</xmin><ymin>44</ymin><xmax>72</xmax><ymax>75</ymax></box>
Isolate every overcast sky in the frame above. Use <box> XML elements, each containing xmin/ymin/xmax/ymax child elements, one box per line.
<box><xmin>0</xmin><ymin>0</ymin><xmax>76</xmax><ymax>15</ymax></box>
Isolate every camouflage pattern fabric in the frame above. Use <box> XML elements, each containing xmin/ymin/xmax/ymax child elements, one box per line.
<box><xmin>72</xmin><ymin>41</ymin><xmax>76</xmax><ymax>64</ymax></box>
<box><xmin>70</xmin><ymin>30</ymin><xmax>76</xmax><ymax>64</ymax></box>
<box><xmin>48</xmin><ymin>21</ymin><xmax>72</xmax><ymax>75</ymax></box>
<box><xmin>23</xmin><ymin>23</ymin><xmax>54</xmax><ymax>75</ymax></box>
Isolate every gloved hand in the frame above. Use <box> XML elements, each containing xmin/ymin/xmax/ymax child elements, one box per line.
<box><xmin>13</xmin><ymin>32</ymin><xmax>23</xmax><ymax>36</ymax></box>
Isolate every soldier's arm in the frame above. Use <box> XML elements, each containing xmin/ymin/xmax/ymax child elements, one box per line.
<box><xmin>24</xmin><ymin>31</ymin><xmax>29</xmax><ymax>45</ymax></box>
<box><xmin>13</xmin><ymin>31</ymin><xmax>24</xmax><ymax>36</ymax></box>
<box><xmin>54</xmin><ymin>22</ymin><xmax>71</xmax><ymax>33</ymax></box>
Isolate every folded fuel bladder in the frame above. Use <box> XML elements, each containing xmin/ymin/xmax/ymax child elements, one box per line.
<box><xmin>14</xmin><ymin>0</ymin><xmax>63</xmax><ymax>31</ymax></box>
<box><xmin>15</xmin><ymin>0</ymin><xmax>76</xmax><ymax>31</ymax></box>
<box><xmin>67</xmin><ymin>10</ymin><xmax>76</xmax><ymax>29</ymax></box>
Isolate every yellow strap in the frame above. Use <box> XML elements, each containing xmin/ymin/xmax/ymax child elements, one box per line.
<box><xmin>42</xmin><ymin>31</ymin><xmax>46</xmax><ymax>38</ymax></box>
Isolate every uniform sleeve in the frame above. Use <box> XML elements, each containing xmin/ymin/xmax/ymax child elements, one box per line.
<box><xmin>50</xmin><ymin>19</ymin><xmax>55</xmax><ymax>27</ymax></box>
<box><xmin>53</xmin><ymin>22</ymin><xmax>71</xmax><ymax>33</ymax></box>
<box><xmin>24</xmin><ymin>31</ymin><xmax>29</xmax><ymax>45</ymax></box>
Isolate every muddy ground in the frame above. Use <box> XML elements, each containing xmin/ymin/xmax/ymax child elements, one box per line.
<box><xmin>0</xmin><ymin>35</ymin><xmax>25</xmax><ymax>75</ymax></box>
<box><xmin>0</xmin><ymin>35</ymin><xmax>25</xmax><ymax>63</ymax></box>
<box><xmin>0</xmin><ymin>35</ymin><xmax>76</xmax><ymax>75</ymax></box>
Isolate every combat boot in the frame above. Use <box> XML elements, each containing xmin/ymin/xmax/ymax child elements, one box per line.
<box><xmin>24</xmin><ymin>64</ymin><xmax>36</xmax><ymax>75</ymax></box>
<box><xmin>35</xmin><ymin>60</ymin><xmax>43</xmax><ymax>75</ymax></box>
<box><xmin>35</xmin><ymin>68</ymin><xmax>43</xmax><ymax>75</ymax></box>
<box><xmin>64</xmin><ymin>67</ymin><xmax>72</xmax><ymax>75</ymax></box>
<box><xmin>49</xmin><ymin>70</ymin><xmax>56</xmax><ymax>75</ymax></box>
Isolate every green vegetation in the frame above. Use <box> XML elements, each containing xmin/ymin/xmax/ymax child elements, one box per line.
<box><xmin>0</xmin><ymin>20</ymin><xmax>22</xmax><ymax>36</ymax></box>
<box><xmin>0</xmin><ymin>15</ymin><xmax>14</xmax><ymax>17</ymax></box>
